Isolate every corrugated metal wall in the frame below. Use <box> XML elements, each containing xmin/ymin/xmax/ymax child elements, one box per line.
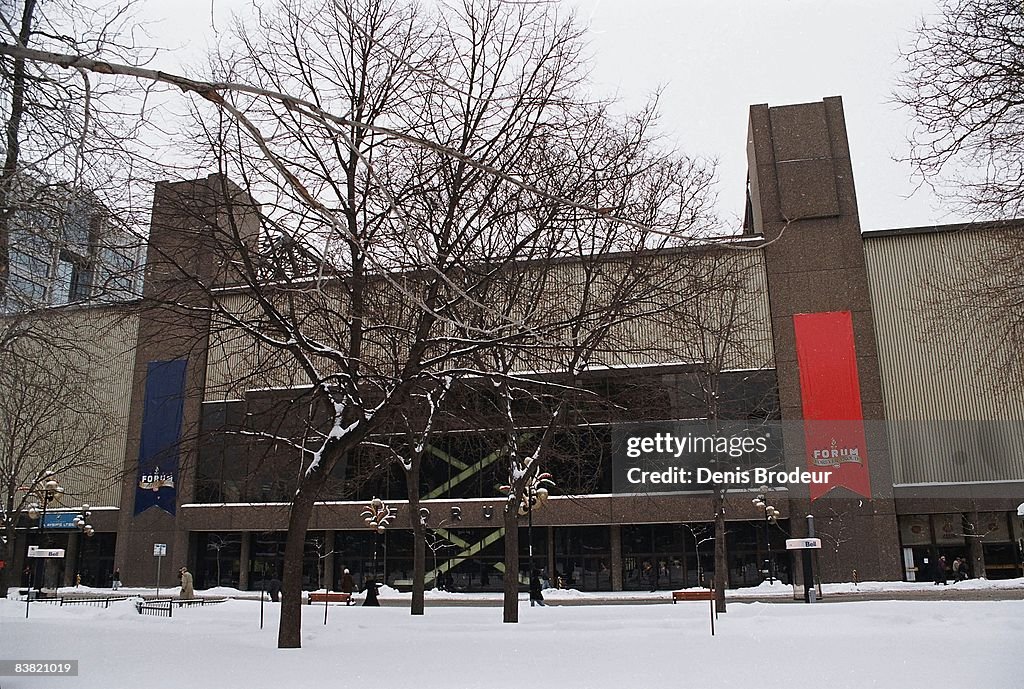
<box><xmin>204</xmin><ymin>250</ymin><xmax>775</xmax><ymax>400</ymax></box>
<box><xmin>864</xmin><ymin>229</ymin><xmax>1024</xmax><ymax>485</ymax></box>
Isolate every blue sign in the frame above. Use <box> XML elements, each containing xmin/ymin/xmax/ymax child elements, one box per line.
<box><xmin>42</xmin><ymin>513</ymin><xmax>78</xmax><ymax>529</ymax></box>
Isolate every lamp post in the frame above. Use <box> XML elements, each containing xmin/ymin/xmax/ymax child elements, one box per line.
<box><xmin>72</xmin><ymin>504</ymin><xmax>94</xmax><ymax>586</ymax></box>
<box><xmin>752</xmin><ymin>486</ymin><xmax>780</xmax><ymax>584</ymax></box>
<box><xmin>24</xmin><ymin>471</ymin><xmax>64</xmax><ymax>618</ymax></box>
<box><xmin>26</xmin><ymin>472</ymin><xmax>65</xmax><ymax>591</ymax></box>
<box><xmin>361</xmin><ymin>497</ymin><xmax>394</xmax><ymax>581</ymax></box>
<box><xmin>502</xmin><ymin>472</ymin><xmax>555</xmax><ymax>578</ymax></box>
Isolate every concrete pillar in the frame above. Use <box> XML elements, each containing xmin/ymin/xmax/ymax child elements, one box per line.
<box><xmin>610</xmin><ymin>524</ymin><xmax>623</xmax><ymax>591</ymax></box>
<box><xmin>547</xmin><ymin>527</ymin><xmax>555</xmax><ymax>581</ymax></box>
<box><xmin>238</xmin><ymin>532</ymin><xmax>251</xmax><ymax>591</ymax></box>
<box><xmin>750</xmin><ymin>97</ymin><xmax>902</xmax><ymax>582</ymax></box>
<box><xmin>64</xmin><ymin>532</ymin><xmax>80</xmax><ymax>587</ymax></box>
<box><xmin>12</xmin><ymin>536</ymin><xmax>27</xmax><ymax>589</ymax></box>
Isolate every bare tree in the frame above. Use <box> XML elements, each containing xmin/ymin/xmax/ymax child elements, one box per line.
<box><xmin>669</xmin><ymin>250</ymin><xmax>777</xmax><ymax>612</ymax></box>
<box><xmin>367</xmin><ymin>377</ymin><xmax>451</xmax><ymax>616</ymax></box>
<box><xmin>0</xmin><ymin>0</ymin><xmax>717</xmax><ymax>645</ymax></box>
<box><xmin>0</xmin><ymin>312</ymin><xmax>119</xmax><ymax>597</ymax></box>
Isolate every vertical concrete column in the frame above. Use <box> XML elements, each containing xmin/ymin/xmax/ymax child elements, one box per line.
<box><xmin>64</xmin><ymin>532</ymin><xmax>80</xmax><ymax>587</ymax></box>
<box><xmin>610</xmin><ymin>524</ymin><xmax>623</xmax><ymax>591</ymax></box>
<box><xmin>12</xmin><ymin>538</ymin><xmax>27</xmax><ymax>590</ymax></box>
<box><xmin>546</xmin><ymin>527</ymin><xmax>555</xmax><ymax>581</ymax></box>
<box><xmin>115</xmin><ymin>174</ymin><xmax>261</xmax><ymax>589</ymax></box>
<box><xmin>323</xmin><ymin>530</ymin><xmax>336</xmax><ymax>591</ymax></box>
<box><xmin>749</xmin><ymin>97</ymin><xmax>901</xmax><ymax>582</ymax></box>
<box><xmin>238</xmin><ymin>532</ymin><xmax>251</xmax><ymax>591</ymax></box>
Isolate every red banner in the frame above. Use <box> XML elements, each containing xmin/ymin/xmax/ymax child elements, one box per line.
<box><xmin>793</xmin><ymin>311</ymin><xmax>871</xmax><ymax>500</ymax></box>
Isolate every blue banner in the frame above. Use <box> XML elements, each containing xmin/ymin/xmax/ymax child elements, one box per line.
<box><xmin>134</xmin><ymin>359</ymin><xmax>187</xmax><ymax>516</ymax></box>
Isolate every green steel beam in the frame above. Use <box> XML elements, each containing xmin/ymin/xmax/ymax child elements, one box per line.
<box><xmin>425</xmin><ymin>444</ymin><xmax>469</xmax><ymax>471</ymax></box>
<box><xmin>423</xmin><ymin>433</ymin><xmax>534</xmax><ymax>500</ymax></box>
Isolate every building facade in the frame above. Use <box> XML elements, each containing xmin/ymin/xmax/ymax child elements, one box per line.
<box><xmin>8</xmin><ymin>97</ymin><xmax>1024</xmax><ymax>593</ymax></box>
<box><xmin>3</xmin><ymin>183</ymin><xmax>141</xmax><ymax>312</ymax></box>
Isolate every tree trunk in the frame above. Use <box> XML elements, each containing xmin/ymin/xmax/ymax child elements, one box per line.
<box><xmin>966</xmin><ymin>509</ymin><xmax>985</xmax><ymax>579</ymax></box>
<box><xmin>277</xmin><ymin>491</ymin><xmax>316</xmax><ymax>649</ymax></box>
<box><xmin>406</xmin><ymin>459</ymin><xmax>425</xmax><ymax>616</ymax></box>
<box><xmin>502</xmin><ymin>505</ymin><xmax>519</xmax><ymax>623</ymax></box>
<box><xmin>713</xmin><ymin>489</ymin><xmax>727</xmax><ymax>613</ymax></box>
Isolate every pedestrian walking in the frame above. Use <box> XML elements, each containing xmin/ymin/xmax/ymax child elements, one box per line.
<box><xmin>933</xmin><ymin>555</ymin><xmax>947</xmax><ymax>586</ymax></box>
<box><xmin>267</xmin><ymin>577</ymin><xmax>282</xmax><ymax>602</ymax></box>
<box><xmin>340</xmin><ymin>568</ymin><xmax>355</xmax><ymax>605</ymax></box>
<box><xmin>111</xmin><ymin>568</ymin><xmax>121</xmax><ymax>591</ymax></box>
<box><xmin>529</xmin><ymin>569</ymin><xmax>546</xmax><ymax>607</ymax></box>
<box><xmin>362</xmin><ymin>575</ymin><xmax>381</xmax><ymax>606</ymax></box>
<box><xmin>953</xmin><ymin>557</ymin><xmax>969</xmax><ymax>582</ymax></box>
<box><xmin>179</xmin><ymin>566</ymin><xmax>195</xmax><ymax>599</ymax></box>
<box><xmin>643</xmin><ymin>561</ymin><xmax>658</xmax><ymax>592</ymax></box>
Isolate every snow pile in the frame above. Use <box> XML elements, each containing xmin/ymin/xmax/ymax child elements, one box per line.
<box><xmin>3</xmin><ymin>596</ymin><xmax>1022</xmax><ymax>689</ymax></box>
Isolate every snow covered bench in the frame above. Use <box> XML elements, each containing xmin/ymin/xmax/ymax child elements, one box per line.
<box><xmin>671</xmin><ymin>589</ymin><xmax>717</xmax><ymax>636</ymax></box>
<box><xmin>307</xmin><ymin>592</ymin><xmax>352</xmax><ymax>605</ymax></box>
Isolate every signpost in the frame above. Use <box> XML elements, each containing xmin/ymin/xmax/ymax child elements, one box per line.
<box><xmin>25</xmin><ymin>547</ymin><xmax>65</xmax><ymax>619</ymax></box>
<box><xmin>785</xmin><ymin>516</ymin><xmax>820</xmax><ymax>603</ymax></box>
<box><xmin>785</xmin><ymin>538</ymin><xmax>822</xmax><ymax>550</ymax></box>
<box><xmin>153</xmin><ymin>544</ymin><xmax>167</xmax><ymax>599</ymax></box>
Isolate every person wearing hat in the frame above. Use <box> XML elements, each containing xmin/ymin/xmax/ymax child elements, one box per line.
<box><xmin>179</xmin><ymin>566</ymin><xmax>195</xmax><ymax>599</ymax></box>
<box><xmin>340</xmin><ymin>568</ymin><xmax>355</xmax><ymax>605</ymax></box>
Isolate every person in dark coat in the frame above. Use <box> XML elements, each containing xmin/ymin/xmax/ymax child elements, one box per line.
<box><xmin>111</xmin><ymin>568</ymin><xmax>121</xmax><ymax>591</ymax></box>
<box><xmin>362</xmin><ymin>575</ymin><xmax>381</xmax><ymax>606</ymax></box>
<box><xmin>529</xmin><ymin>570</ymin><xmax>546</xmax><ymax>607</ymax></box>
<box><xmin>643</xmin><ymin>561</ymin><xmax>658</xmax><ymax>592</ymax></box>
<box><xmin>933</xmin><ymin>555</ymin><xmax>947</xmax><ymax>585</ymax></box>
<box><xmin>267</xmin><ymin>577</ymin><xmax>282</xmax><ymax>602</ymax></box>
<box><xmin>340</xmin><ymin>568</ymin><xmax>355</xmax><ymax>604</ymax></box>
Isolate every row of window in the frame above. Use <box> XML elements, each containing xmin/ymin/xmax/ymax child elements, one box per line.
<box><xmin>188</xmin><ymin>522</ymin><xmax>792</xmax><ymax>592</ymax></box>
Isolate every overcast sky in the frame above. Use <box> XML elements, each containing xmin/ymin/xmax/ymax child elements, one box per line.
<box><xmin>150</xmin><ymin>0</ymin><xmax>954</xmax><ymax>232</ymax></box>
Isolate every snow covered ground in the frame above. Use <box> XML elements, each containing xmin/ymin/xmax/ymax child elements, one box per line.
<box><xmin>2</xmin><ymin>594</ymin><xmax>1022</xmax><ymax>689</ymax></box>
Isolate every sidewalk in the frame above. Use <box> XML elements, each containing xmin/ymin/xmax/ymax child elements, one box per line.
<box><xmin>21</xmin><ymin>576</ymin><xmax>1024</xmax><ymax>606</ymax></box>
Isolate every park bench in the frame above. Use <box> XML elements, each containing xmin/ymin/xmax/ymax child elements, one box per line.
<box><xmin>307</xmin><ymin>592</ymin><xmax>352</xmax><ymax>605</ymax></box>
<box><xmin>670</xmin><ymin>589</ymin><xmax>717</xmax><ymax>636</ymax></box>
